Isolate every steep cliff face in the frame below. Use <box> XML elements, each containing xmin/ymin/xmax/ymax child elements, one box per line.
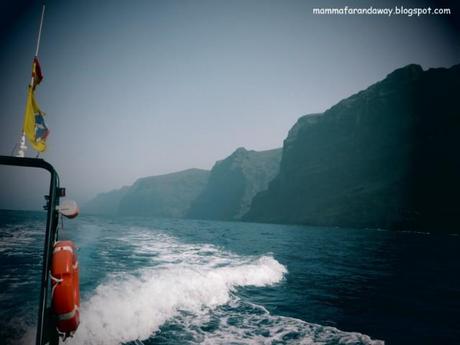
<box><xmin>187</xmin><ymin>148</ymin><xmax>282</xmax><ymax>220</ymax></box>
<box><xmin>83</xmin><ymin>186</ymin><xmax>129</xmax><ymax>215</ymax></box>
<box><xmin>85</xmin><ymin>169</ymin><xmax>210</xmax><ymax>217</ymax></box>
<box><xmin>117</xmin><ymin>169</ymin><xmax>210</xmax><ymax>217</ymax></box>
<box><xmin>245</xmin><ymin>64</ymin><xmax>460</xmax><ymax>232</ymax></box>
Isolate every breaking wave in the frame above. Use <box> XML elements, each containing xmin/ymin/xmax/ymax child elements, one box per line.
<box><xmin>13</xmin><ymin>225</ymin><xmax>383</xmax><ymax>345</ymax></box>
<box><xmin>69</xmin><ymin>231</ymin><xmax>287</xmax><ymax>344</ymax></box>
<box><xmin>66</xmin><ymin>230</ymin><xmax>382</xmax><ymax>345</ymax></box>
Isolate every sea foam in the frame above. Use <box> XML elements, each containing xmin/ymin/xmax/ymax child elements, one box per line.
<box><xmin>19</xmin><ymin>227</ymin><xmax>383</xmax><ymax>345</ymax></box>
<box><xmin>68</xmin><ymin>231</ymin><xmax>287</xmax><ymax>345</ymax></box>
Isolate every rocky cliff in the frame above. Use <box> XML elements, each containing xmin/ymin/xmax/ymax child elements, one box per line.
<box><xmin>187</xmin><ymin>148</ymin><xmax>282</xmax><ymax>220</ymax></box>
<box><xmin>117</xmin><ymin>169</ymin><xmax>210</xmax><ymax>217</ymax></box>
<box><xmin>245</xmin><ymin>64</ymin><xmax>460</xmax><ymax>232</ymax></box>
<box><xmin>85</xmin><ymin>169</ymin><xmax>210</xmax><ymax>217</ymax></box>
<box><xmin>83</xmin><ymin>186</ymin><xmax>129</xmax><ymax>215</ymax></box>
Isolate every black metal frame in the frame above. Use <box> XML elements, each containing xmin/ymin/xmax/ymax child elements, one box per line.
<box><xmin>0</xmin><ymin>155</ymin><xmax>62</xmax><ymax>345</ymax></box>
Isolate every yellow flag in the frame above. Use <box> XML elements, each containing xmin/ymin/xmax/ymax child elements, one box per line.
<box><xmin>22</xmin><ymin>57</ymin><xmax>48</xmax><ymax>153</ymax></box>
<box><xmin>22</xmin><ymin>86</ymin><xmax>48</xmax><ymax>152</ymax></box>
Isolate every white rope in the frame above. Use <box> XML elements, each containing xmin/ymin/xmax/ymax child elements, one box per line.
<box><xmin>50</xmin><ymin>273</ymin><xmax>63</xmax><ymax>299</ymax></box>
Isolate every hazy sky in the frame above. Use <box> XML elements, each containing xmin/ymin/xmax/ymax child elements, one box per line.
<box><xmin>0</xmin><ymin>0</ymin><xmax>459</xmax><ymax>209</ymax></box>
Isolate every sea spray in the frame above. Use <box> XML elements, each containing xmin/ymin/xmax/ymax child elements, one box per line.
<box><xmin>4</xmin><ymin>217</ymin><xmax>387</xmax><ymax>345</ymax></box>
<box><xmin>69</xmin><ymin>255</ymin><xmax>287</xmax><ymax>345</ymax></box>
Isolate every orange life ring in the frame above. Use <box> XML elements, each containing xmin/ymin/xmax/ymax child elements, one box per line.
<box><xmin>51</xmin><ymin>240</ymin><xmax>80</xmax><ymax>335</ymax></box>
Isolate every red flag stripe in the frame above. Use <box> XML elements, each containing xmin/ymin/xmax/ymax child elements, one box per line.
<box><xmin>33</xmin><ymin>57</ymin><xmax>43</xmax><ymax>88</ymax></box>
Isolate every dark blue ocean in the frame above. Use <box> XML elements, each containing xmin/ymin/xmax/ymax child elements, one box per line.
<box><xmin>1</xmin><ymin>210</ymin><xmax>459</xmax><ymax>345</ymax></box>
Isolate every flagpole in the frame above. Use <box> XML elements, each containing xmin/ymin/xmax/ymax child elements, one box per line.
<box><xmin>35</xmin><ymin>4</ymin><xmax>46</xmax><ymax>57</ymax></box>
<box><xmin>30</xmin><ymin>4</ymin><xmax>46</xmax><ymax>87</ymax></box>
<box><xmin>16</xmin><ymin>4</ymin><xmax>46</xmax><ymax>158</ymax></box>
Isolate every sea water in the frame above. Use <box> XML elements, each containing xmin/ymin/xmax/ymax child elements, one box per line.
<box><xmin>1</xmin><ymin>210</ymin><xmax>459</xmax><ymax>345</ymax></box>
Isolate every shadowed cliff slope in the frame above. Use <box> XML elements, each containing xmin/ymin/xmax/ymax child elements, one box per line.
<box><xmin>245</xmin><ymin>64</ymin><xmax>460</xmax><ymax>232</ymax></box>
<box><xmin>187</xmin><ymin>148</ymin><xmax>282</xmax><ymax>220</ymax></box>
<box><xmin>83</xmin><ymin>186</ymin><xmax>129</xmax><ymax>215</ymax></box>
<box><xmin>118</xmin><ymin>169</ymin><xmax>210</xmax><ymax>217</ymax></box>
<box><xmin>85</xmin><ymin>169</ymin><xmax>209</xmax><ymax>217</ymax></box>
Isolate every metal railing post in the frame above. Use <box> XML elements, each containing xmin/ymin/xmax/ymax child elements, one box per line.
<box><xmin>0</xmin><ymin>156</ymin><xmax>62</xmax><ymax>345</ymax></box>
